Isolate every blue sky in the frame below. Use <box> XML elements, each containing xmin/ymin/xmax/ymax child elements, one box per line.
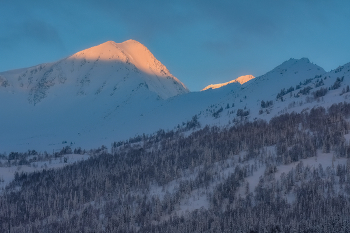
<box><xmin>1</xmin><ymin>0</ymin><xmax>350</xmax><ymax>91</ymax></box>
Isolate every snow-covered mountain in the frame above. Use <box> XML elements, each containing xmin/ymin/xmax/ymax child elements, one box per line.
<box><xmin>0</xmin><ymin>39</ymin><xmax>188</xmax><ymax>104</ymax></box>
<box><xmin>1</xmin><ymin>39</ymin><xmax>350</xmax><ymax>154</ymax></box>
<box><xmin>201</xmin><ymin>74</ymin><xmax>255</xmax><ymax>91</ymax></box>
<box><xmin>0</xmin><ymin>40</ymin><xmax>190</xmax><ymax>152</ymax></box>
<box><xmin>194</xmin><ymin>58</ymin><xmax>326</xmax><ymax>122</ymax></box>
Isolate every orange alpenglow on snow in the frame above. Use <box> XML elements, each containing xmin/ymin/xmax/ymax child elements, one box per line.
<box><xmin>69</xmin><ymin>40</ymin><xmax>170</xmax><ymax>76</ymax></box>
<box><xmin>201</xmin><ymin>75</ymin><xmax>255</xmax><ymax>91</ymax></box>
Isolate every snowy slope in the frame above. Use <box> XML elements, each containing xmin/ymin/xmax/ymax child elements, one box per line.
<box><xmin>0</xmin><ymin>153</ymin><xmax>90</xmax><ymax>191</ymax></box>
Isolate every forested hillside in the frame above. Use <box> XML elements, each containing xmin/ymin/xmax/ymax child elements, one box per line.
<box><xmin>2</xmin><ymin>102</ymin><xmax>350</xmax><ymax>232</ymax></box>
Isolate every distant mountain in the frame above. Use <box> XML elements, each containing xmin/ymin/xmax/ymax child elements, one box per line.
<box><xmin>195</xmin><ymin>58</ymin><xmax>350</xmax><ymax>127</ymax></box>
<box><xmin>201</xmin><ymin>74</ymin><xmax>255</xmax><ymax>91</ymax></box>
<box><xmin>1</xmin><ymin>46</ymin><xmax>350</xmax><ymax>153</ymax></box>
<box><xmin>235</xmin><ymin>58</ymin><xmax>325</xmax><ymax>101</ymax></box>
<box><xmin>0</xmin><ymin>40</ymin><xmax>188</xmax><ymax>105</ymax></box>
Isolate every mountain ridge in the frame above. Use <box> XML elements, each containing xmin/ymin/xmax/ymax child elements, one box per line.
<box><xmin>1</xmin><ymin>42</ymin><xmax>349</xmax><ymax>153</ymax></box>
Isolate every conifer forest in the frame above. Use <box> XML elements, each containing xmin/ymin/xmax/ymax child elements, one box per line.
<box><xmin>1</xmin><ymin>102</ymin><xmax>350</xmax><ymax>232</ymax></box>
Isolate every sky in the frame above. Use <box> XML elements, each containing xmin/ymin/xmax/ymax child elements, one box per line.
<box><xmin>1</xmin><ymin>0</ymin><xmax>350</xmax><ymax>91</ymax></box>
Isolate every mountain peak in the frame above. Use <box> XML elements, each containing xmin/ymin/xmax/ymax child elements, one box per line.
<box><xmin>65</xmin><ymin>39</ymin><xmax>189</xmax><ymax>99</ymax></box>
<box><xmin>70</xmin><ymin>39</ymin><xmax>170</xmax><ymax>76</ymax></box>
<box><xmin>70</xmin><ymin>39</ymin><xmax>148</xmax><ymax>60</ymax></box>
<box><xmin>94</xmin><ymin>39</ymin><xmax>142</xmax><ymax>47</ymax></box>
<box><xmin>289</xmin><ymin>57</ymin><xmax>309</xmax><ymax>62</ymax></box>
<box><xmin>202</xmin><ymin>75</ymin><xmax>255</xmax><ymax>91</ymax></box>
<box><xmin>262</xmin><ymin>57</ymin><xmax>325</xmax><ymax>78</ymax></box>
<box><xmin>120</xmin><ymin>39</ymin><xmax>142</xmax><ymax>45</ymax></box>
<box><xmin>283</xmin><ymin>57</ymin><xmax>310</xmax><ymax>65</ymax></box>
<box><xmin>298</xmin><ymin>57</ymin><xmax>310</xmax><ymax>63</ymax></box>
<box><xmin>0</xmin><ymin>39</ymin><xmax>189</xmax><ymax>103</ymax></box>
<box><xmin>102</xmin><ymin>40</ymin><xmax>117</xmax><ymax>45</ymax></box>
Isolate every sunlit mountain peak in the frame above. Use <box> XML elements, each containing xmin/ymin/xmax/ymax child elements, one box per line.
<box><xmin>202</xmin><ymin>75</ymin><xmax>255</xmax><ymax>91</ymax></box>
